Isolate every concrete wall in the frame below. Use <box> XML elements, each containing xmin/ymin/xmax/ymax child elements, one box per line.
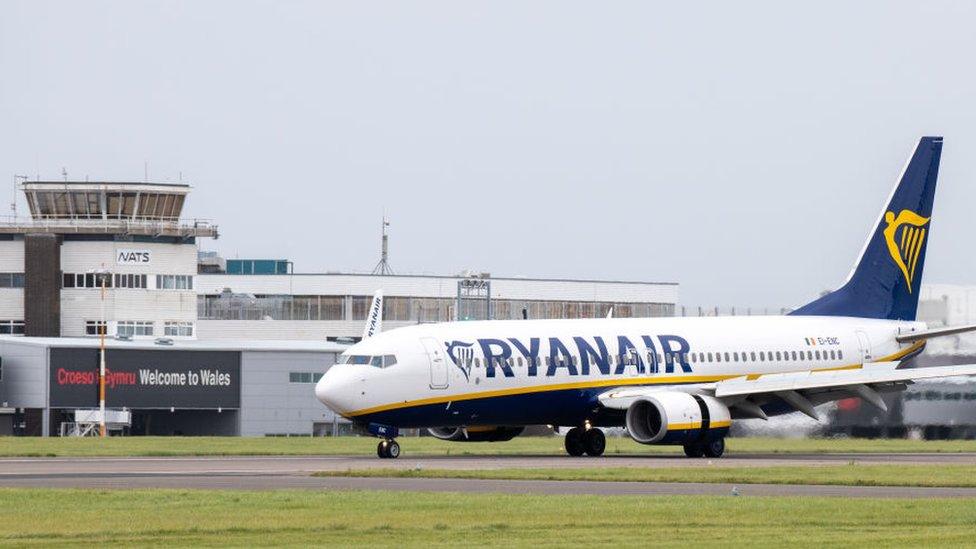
<box><xmin>0</xmin><ymin>239</ymin><xmax>24</xmax><ymax>325</ymax></box>
<box><xmin>0</xmin><ymin>339</ymin><xmax>47</xmax><ymax>409</ymax></box>
<box><xmin>239</xmin><ymin>350</ymin><xmax>339</xmax><ymax>436</ymax></box>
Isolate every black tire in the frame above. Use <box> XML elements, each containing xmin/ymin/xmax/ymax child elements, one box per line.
<box><xmin>703</xmin><ymin>438</ymin><xmax>725</xmax><ymax>458</ymax></box>
<box><xmin>683</xmin><ymin>443</ymin><xmax>705</xmax><ymax>458</ymax></box>
<box><xmin>377</xmin><ymin>440</ymin><xmax>389</xmax><ymax>459</ymax></box>
<box><xmin>564</xmin><ymin>427</ymin><xmax>585</xmax><ymax>457</ymax></box>
<box><xmin>387</xmin><ymin>440</ymin><xmax>401</xmax><ymax>459</ymax></box>
<box><xmin>583</xmin><ymin>428</ymin><xmax>606</xmax><ymax>457</ymax></box>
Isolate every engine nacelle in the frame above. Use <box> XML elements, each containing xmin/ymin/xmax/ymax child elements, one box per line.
<box><xmin>625</xmin><ymin>392</ymin><xmax>731</xmax><ymax>445</ymax></box>
<box><xmin>426</xmin><ymin>426</ymin><xmax>525</xmax><ymax>442</ymax></box>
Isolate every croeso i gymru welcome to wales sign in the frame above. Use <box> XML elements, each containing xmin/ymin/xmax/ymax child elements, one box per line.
<box><xmin>49</xmin><ymin>348</ymin><xmax>240</xmax><ymax>409</ymax></box>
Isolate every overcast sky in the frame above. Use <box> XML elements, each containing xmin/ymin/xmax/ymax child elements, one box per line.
<box><xmin>2</xmin><ymin>1</ymin><xmax>975</xmax><ymax>309</ymax></box>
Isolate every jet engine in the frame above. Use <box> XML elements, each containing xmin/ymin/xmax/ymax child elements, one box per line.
<box><xmin>427</xmin><ymin>426</ymin><xmax>525</xmax><ymax>442</ymax></box>
<box><xmin>625</xmin><ymin>392</ymin><xmax>730</xmax><ymax>445</ymax></box>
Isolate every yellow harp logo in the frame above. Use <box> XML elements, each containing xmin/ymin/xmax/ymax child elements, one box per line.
<box><xmin>883</xmin><ymin>209</ymin><xmax>930</xmax><ymax>293</ymax></box>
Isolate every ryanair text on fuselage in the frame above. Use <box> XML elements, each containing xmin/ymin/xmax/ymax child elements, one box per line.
<box><xmin>445</xmin><ymin>334</ymin><xmax>693</xmax><ymax>380</ymax></box>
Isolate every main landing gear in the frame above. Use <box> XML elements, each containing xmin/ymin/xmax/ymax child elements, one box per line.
<box><xmin>683</xmin><ymin>438</ymin><xmax>725</xmax><ymax>458</ymax></box>
<box><xmin>564</xmin><ymin>426</ymin><xmax>606</xmax><ymax>457</ymax></box>
<box><xmin>377</xmin><ymin>439</ymin><xmax>400</xmax><ymax>459</ymax></box>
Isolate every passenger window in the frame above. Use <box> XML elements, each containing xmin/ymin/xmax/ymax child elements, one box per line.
<box><xmin>517</xmin><ymin>357</ymin><xmax>524</xmax><ymax>367</ymax></box>
<box><xmin>733</xmin><ymin>352</ymin><xmax>739</xmax><ymax>362</ymax></box>
<box><xmin>830</xmin><ymin>350</ymin><xmax>836</xmax><ymax>360</ymax></box>
<box><xmin>722</xmin><ymin>352</ymin><xmax>728</xmax><ymax>362</ymax></box>
<box><xmin>707</xmin><ymin>352</ymin><xmax>713</xmax><ymax>362</ymax></box>
<box><xmin>474</xmin><ymin>358</ymin><xmax>481</xmax><ymax>368</ymax></box>
<box><xmin>759</xmin><ymin>352</ymin><xmax>765</xmax><ymax>361</ymax></box>
<box><xmin>838</xmin><ymin>350</ymin><xmax>844</xmax><ymax>360</ymax></box>
<box><xmin>716</xmin><ymin>353</ymin><xmax>722</xmax><ymax>363</ymax></box>
<box><xmin>750</xmin><ymin>352</ymin><xmax>756</xmax><ymax>361</ymax></box>
<box><xmin>815</xmin><ymin>350</ymin><xmax>821</xmax><ymax>360</ymax></box>
<box><xmin>791</xmin><ymin>351</ymin><xmax>797</xmax><ymax>361</ymax></box>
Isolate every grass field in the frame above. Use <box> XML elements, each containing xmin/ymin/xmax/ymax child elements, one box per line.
<box><xmin>1</xmin><ymin>488</ymin><xmax>975</xmax><ymax>547</ymax></box>
<box><xmin>319</xmin><ymin>464</ymin><xmax>976</xmax><ymax>488</ymax></box>
<box><xmin>2</xmin><ymin>435</ymin><xmax>976</xmax><ymax>457</ymax></box>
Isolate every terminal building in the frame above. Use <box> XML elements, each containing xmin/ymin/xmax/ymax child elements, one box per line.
<box><xmin>0</xmin><ymin>180</ymin><xmax>681</xmax><ymax>436</ymax></box>
<box><xmin>195</xmin><ymin>271</ymin><xmax>679</xmax><ymax>341</ymax></box>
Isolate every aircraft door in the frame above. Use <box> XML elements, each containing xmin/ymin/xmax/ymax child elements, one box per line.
<box><xmin>855</xmin><ymin>330</ymin><xmax>873</xmax><ymax>362</ymax></box>
<box><xmin>422</xmin><ymin>337</ymin><xmax>449</xmax><ymax>389</ymax></box>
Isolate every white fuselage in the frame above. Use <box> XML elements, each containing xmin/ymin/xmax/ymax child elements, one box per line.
<box><xmin>315</xmin><ymin>315</ymin><xmax>925</xmax><ymax>428</ymax></box>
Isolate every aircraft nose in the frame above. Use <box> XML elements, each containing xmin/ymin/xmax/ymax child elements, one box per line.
<box><xmin>315</xmin><ymin>368</ymin><xmax>351</xmax><ymax>413</ymax></box>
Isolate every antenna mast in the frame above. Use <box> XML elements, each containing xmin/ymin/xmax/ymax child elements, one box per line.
<box><xmin>371</xmin><ymin>216</ymin><xmax>394</xmax><ymax>275</ymax></box>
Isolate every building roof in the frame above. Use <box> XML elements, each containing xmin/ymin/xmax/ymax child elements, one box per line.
<box><xmin>23</xmin><ymin>181</ymin><xmax>191</xmax><ymax>190</ymax></box>
<box><xmin>0</xmin><ymin>336</ymin><xmax>348</xmax><ymax>353</ymax></box>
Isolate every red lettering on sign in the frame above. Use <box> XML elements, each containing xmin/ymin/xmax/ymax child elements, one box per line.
<box><xmin>56</xmin><ymin>368</ymin><xmax>136</xmax><ymax>387</ymax></box>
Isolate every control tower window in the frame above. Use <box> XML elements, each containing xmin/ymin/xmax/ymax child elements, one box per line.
<box><xmin>85</xmin><ymin>320</ymin><xmax>108</xmax><ymax>336</ymax></box>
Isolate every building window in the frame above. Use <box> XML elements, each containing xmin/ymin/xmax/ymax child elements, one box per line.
<box><xmin>289</xmin><ymin>372</ymin><xmax>314</xmax><ymax>383</ymax></box>
<box><xmin>63</xmin><ymin>272</ymin><xmax>118</xmax><ymax>289</ymax></box>
<box><xmin>113</xmin><ymin>274</ymin><xmax>147</xmax><ymax>289</ymax></box>
<box><xmin>156</xmin><ymin>275</ymin><xmax>193</xmax><ymax>290</ymax></box>
<box><xmin>164</xmin><ymin>321</ymin><xmax>194</xmax><ymax>337</ymax></box>
<box><xmin>0</xmin><ymin>320</ymin><xmax>25</xmax><ymax>335</ymax></box>
<box><xmin>117</xmin><ymin>321</ymin><xmax>154</xmax><ymax>337</ymax></box>
<box><xmin>0</xmin><ymin>273</ymin><xmax>25</xmax><ymax>288</ymax></box>
<box><xmin>85</xmin><ymin>321</ymin><xmax>108</xmax><ymax>336</ymax></box>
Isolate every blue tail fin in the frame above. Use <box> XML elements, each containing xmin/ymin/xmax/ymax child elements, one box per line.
<box><xmin>791</xmin><ymin>136</ymin><xmax>943</xmax><ymax>321</ymax></box>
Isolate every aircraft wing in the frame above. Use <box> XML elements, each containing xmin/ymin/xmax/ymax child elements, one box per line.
<box><xmin>598</xmin><ymin>363</ymin><xmax>976</xmax><ymax>420</ymax></box>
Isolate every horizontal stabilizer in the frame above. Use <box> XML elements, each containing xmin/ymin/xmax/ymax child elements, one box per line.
<box><xmin>895</xmin><ymin>323</ymin><xmax>976</xmax><ymax>343</ymax></box>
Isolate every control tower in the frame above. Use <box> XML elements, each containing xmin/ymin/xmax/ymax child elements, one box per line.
<box><xmin>0</xmin><ymin>181</ymin><xmax>218</xmax><ymax>338</ymax></box>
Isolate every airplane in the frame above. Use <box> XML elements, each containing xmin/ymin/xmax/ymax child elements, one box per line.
<box><xmin>316</xmin><ymin>136</ymin><xmax>976</xmax><ymax>459</ymax></box>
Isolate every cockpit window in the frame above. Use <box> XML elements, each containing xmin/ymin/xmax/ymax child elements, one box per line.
<box><xmin>340</xmin><ymin>354</ymin><xmax>398</xmax><ymax>368</ymax></box>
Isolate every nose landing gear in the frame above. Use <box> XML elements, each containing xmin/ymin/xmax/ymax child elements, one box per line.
<box><xmin>564</xmin><ymin>426</ymin><xmax>606</xmax><ymax>457</ymax></box>
<box><xmin>367</xmin><ymin>423</ymin><xmax>401</xmax><ymax>459</ymax></box>
<box><xmin>377</xmin><ymin>439</ymin><xmax>401</xmax><ymax>459</ymax></box>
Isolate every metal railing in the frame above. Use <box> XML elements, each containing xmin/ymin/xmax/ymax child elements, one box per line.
<box><xmin>0</xmin><ymin>215</ymin><xmax>218</xmax><ymax>238</ymax></box>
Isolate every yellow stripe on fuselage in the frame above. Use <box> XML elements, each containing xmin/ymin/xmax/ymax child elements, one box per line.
<box><xmin>343</xmin><ymin>341</ymin><xmax>925</xmax><ymax>418</ymax></box>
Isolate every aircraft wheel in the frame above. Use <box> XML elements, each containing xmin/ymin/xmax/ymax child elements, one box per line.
<box><xmin>583</xmin><ymin>428</ymin><xmax>606</xmax><ymax>457</ymax></box>
<box><xmin>564</xmin><ymin>427</ymin><xmax>585</xmax><ymax>457</ymax></box>
<box><xmin>386</xmin><ymin>440</ymin><xmax>401</xmax><ymax>459</ymax></box>
<box><xmin>683</xmin><ymin>443</ymin><xmax>705</xmax><ymax>458</ymax></box>
<box><xmin>703</xmin><ymin>438</ymin><xmax>725</xmax><ymax>458</ymax></box>
<box><xmin>377</xmin><ymin>440</ymin><xmax>389</xmax><ymax>458</ymax></box>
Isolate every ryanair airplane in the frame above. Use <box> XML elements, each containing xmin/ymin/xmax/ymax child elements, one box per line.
<box><xmin>316</xmin><ymin>136</ymin><xmax>976</xmax><ymax>459</ymax></box>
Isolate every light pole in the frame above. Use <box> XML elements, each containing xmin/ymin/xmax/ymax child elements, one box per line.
<box><xmin>89</xmin><ymin>267</ymin><xmax>110</xmax><ymax>437</ymax></box>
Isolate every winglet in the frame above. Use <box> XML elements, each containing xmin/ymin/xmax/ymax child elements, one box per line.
<box><xmin>361</xmin><ymin>290</ymin><xmax>383</xmax><ymax>339</ymax></box>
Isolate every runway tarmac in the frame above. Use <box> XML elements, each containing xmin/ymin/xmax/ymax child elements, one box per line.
<box><xmin>2</xmin><ymin>453</ymin><xmax>975</xmax><ymax>498</ymax></box>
